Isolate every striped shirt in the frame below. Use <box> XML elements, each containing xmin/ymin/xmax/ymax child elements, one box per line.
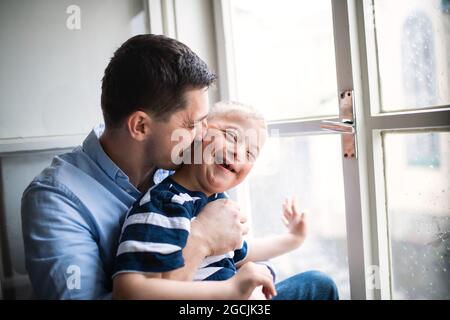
<box><xmin>113</xmin><ymin>176</ymin><xmax>248</xmax><ymax>281</ymax></box>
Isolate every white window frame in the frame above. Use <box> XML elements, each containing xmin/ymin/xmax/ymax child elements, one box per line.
<box><xmin>147</xmin><ymin>0</ymin><xmax>178</xmax><ymax>37</ymax></box>
<box><xmin>213</xmin><ymin>0</ymin><xmax>450</xmax><ymax>300</ymax></box>
<box><xmin>355</xmin><ymin>0</ymin><xmax>450</xmax><ymax>300</ymax></box>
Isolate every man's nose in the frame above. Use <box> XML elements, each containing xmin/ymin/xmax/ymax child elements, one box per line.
<box><xmin>195</xmin><ymin>119</ymin><xmax>208</xmax><ymax>141</ymax></box>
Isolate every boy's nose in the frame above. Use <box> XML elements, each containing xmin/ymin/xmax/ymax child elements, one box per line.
<box><xmin>233</xmin><ymin>144</ymin><xmax>246</xmax><ymax>164</ymax></box>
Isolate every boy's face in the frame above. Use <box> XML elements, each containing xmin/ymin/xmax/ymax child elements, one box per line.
<box><xmin>194</xmin><ymin>113</ymin><xmax>266</xmax><ymax>194</ymax></box>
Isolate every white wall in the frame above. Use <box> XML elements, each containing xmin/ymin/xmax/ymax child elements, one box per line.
<box><xmin>0</xmin><ymin>0</ymin><xmax>148</xmax><ymax>140</ymax></box>
<box><xmin>0</xmin><ymin>0</ymin><xmax>219</xmax><ymax>299</ymax></box>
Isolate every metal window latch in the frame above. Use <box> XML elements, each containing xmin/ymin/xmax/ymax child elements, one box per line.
<box><xmin>321</xmin><ymin>90</ymin><xmax>357</xmax><ymax>159</ymax></box>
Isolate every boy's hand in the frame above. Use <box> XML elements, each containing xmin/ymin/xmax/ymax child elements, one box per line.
<box><xmin>248</xmin><ymin>286</ymin><xmax>268</xmax><ymax>300</ymax></box>
<box><xmin>282</xmin><ymin>196</ymin><xmax>307</xmax><ymax>243</ymax></box>
<box><xmin>228</xmin><ymin>262</ymin><xmax>276</xmax><ymax>300</ymax></box>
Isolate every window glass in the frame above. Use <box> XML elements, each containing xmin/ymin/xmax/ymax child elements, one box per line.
<box><xmin>245</xmin><ymin>134</ymin><xmax>350</xmax><ymax>299</ymax></box>
<box><xmin>383</xmin><ymin>131</ymin><xmax>450</xmax><ymax>299</ymax></box>
<box><xmin>229</xmin><ymin>0</ymin><xmax>338</xmax><ymax>120</ymax></box>
<box><xmin>373</xmin><ymin>0</ymin><xmax>450</xmax><ymax>111</ymax></box>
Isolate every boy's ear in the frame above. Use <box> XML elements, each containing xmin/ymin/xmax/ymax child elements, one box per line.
<box><xmin>126</xmin><ymin>110</ymin><xmax>152</xmax><ymax>142</ymax></box>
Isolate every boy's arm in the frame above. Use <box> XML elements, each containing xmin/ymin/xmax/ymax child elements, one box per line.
<box><xmin>113</xmin><ymin>273</ymin><xmax>232</xmax><ymax>299</ymax></box>
<box><xmin>240</xmin><ymin>235</ymin><xmax>303</xmax><ymax>264</ymax></box>
<box><xmin>113</xmin><ymin>262</ymin><xmax>276</xmax><ymax>300</ymax></box>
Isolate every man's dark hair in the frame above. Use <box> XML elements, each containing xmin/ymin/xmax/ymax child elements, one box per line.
<box><xmin>101</xmin><ymin>34</ymin><xmax>216</xmax><ymax>128</ymax></box>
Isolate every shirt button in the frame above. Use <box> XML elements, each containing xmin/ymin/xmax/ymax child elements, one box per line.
<box><xmin>125</xmin><ymin>189</ymin><xmax>132</xmax><ymax>193</ymax></box>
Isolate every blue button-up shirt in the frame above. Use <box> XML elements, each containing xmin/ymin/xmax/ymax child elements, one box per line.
<box><xmin>21</xmin><ymin>125</ymin><xmax>170</xmax><ymax>299</ymax></box>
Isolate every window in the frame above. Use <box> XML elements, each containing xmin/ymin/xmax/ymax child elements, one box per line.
<box><xmin>228</xmin><ymin>0</ymin><xmax>338</xmax><ymax>120</ymax></box>
<box><xmin>218</xmin><ymin>0</ymin><xmax>351</xmax><ymax>298</ymax></box>
<box><xmin>248</xmin><ymin>135</ymin><xmax>350</xmax><ymax>298</ymax></box>
<box><xmin>215</xmin><ymin>0</ymin><xmax>450</xmax><ymax>299</ymax></box>
<box><xmin>372</xmin><ymin>0</ymin><xmax>450</xmax><ymax>111</ymax></box>
<box><xmin>366</xmin><ymin>0</ymin><xmax>450</xmax><ymax>299</ymax></box>
<box><xmin>383</xmin><ymin>131</ymin><xmax>450</xmax><ymax>299</ymax></box>
<box><xmin>405</xmin><ymin>132</ymin><xmax>441</xmax><ymax>167</ymax></box>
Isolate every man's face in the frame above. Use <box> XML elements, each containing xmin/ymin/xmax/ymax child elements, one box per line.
<box><xmin>194</xmin><ymin>113</ymin><xmax>267</xmax><ymax>194</ymax></box>
<box><xmin>148</xmin><ymin>87</ymin><xmax>209</xmax><ymax>170</ymax></box>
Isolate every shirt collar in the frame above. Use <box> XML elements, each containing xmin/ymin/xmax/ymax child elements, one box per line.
<box><xmin>82</xmin><ymin>123</ymin><xmax>172</xmax><ymax>187</ymax></box>
<box><xmin>82</xmin><ymin>124</ymin><xmax>125</xmax><ymax>181</ymax></box>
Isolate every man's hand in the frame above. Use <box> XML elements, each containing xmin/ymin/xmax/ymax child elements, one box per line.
<box><xmin>191</xmin><ymin>199</ymin><xmax>248</xmax><ymax>256</ymax></box>
<box><xmin>227</xmin><ymin>262</ymin><xmax>276</xmax><ymax>300</ymax></box>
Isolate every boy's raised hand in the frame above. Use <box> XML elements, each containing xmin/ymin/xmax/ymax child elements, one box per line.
<box><xmin>282</xmin><ymin>196</ymin><xmax>307</xmax><ymax>243</ymax></box>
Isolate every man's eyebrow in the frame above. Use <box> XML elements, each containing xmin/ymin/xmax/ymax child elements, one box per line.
<box><xmin>193</xmin><ymin>114</ymin><xmax>208</xmax><ymax>123</ymax></box>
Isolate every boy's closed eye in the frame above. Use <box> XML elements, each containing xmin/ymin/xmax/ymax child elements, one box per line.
<box><xmin>247</xmin><ymin>150</ymin><xmax>256</xmax><ymax>162</ymax></box>
<box><xmin>222</xmin><ymin>129</ymin><xmax>239</xmax><ymax>143</ymax></box>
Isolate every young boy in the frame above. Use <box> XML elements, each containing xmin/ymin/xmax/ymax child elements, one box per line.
<box><xmin>112</xmin><ymin>102</ymin><xmax>307</xmax><ymax>299</ymax></box>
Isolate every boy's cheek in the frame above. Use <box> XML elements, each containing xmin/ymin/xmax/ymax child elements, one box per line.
<box><xmin>204</xmin><ymin>137</ymin><xmax>226</xmax><ymax>153</ymax></box>
<box><xmin>238</xmin><ymin>164</ymin><xmax>253</xmax><ymax>180</ymax></box>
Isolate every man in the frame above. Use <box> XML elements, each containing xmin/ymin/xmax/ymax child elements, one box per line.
<box><xmin>21</xmin><ymin>34</ymin><xmax>338</xmax><ymax>300</ymax></box>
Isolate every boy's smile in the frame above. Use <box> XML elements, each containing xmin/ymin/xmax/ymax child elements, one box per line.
<box><xmin>170</xmin><ymin>105</ymin><xmax>267</xmax><ymax>197</ymax></box>
<box><xmin>195</xmin><ymin>113</ymin><xmax>266</xmax><ymax>195</ymax></box>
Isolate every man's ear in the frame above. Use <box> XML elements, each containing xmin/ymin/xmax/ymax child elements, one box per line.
<box><xmin>126</xmin><ymin>111</ymin><xmax>152</xmax><ymax>142</ymax></box>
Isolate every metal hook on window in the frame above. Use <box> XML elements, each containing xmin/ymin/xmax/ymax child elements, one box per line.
<box><xmin>320</xmin><ymin>90</ymin><xmax>357</xmax><ymax>159</ymax></box>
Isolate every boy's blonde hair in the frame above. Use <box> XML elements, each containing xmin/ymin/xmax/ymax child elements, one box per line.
<box><xmin>208</xmin><ymin>101</ymin><xmax>267</xmax><ymax>128</ymax></box>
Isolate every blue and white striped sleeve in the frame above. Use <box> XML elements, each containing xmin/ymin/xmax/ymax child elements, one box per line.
<box><xmin>112</xmin><ymin>191</ymin><xmax>192</xmax><ymax>277</ymax></box>
<box><xmin>232</xmin><ymin>240</ymin><xmax>248</xmax><ymax>264</ymax></box>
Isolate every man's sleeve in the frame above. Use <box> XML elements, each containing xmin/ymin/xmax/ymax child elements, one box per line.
<box><xmin>21</xmin><ymin>181</ymin><xmax>111</xmax><ymax>300</ymax></box>
<box><xmin>113</xmin><ymin>193</ymin><xmax>192</xmax><ymax>277</ymax></box>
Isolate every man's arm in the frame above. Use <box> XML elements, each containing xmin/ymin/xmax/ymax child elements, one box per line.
<box><xmin>21</xmin><ymin>182</ymin><xmax>110</xmax><ymax>299</ymax></box>
<box><xmin>162</xmin><ymin>199</ymin><xmax>249</xmax><ymax>281</ymax></box>
<box><xmin>161</xmin><ymin>224</ymin><xmax>210</xmax><ymax>281</ymax></box>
